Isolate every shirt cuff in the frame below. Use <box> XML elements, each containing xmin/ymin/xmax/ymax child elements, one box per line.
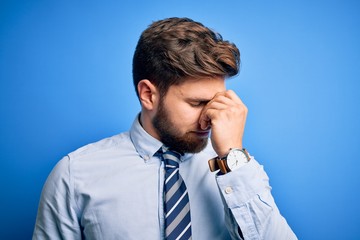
<box><xmin>215</xmin><ymin>157</ymin><xmax>271</xmax><ymax>208</ymax></box>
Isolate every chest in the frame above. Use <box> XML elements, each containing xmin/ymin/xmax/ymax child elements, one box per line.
<box><xmin>74</xmin><ymin>158</ymin><xmax>230</xmax><ymax>239</ymax></box>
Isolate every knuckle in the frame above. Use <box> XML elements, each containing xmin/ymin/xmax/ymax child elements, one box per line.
<box><xmin>244</xmin><ymin>106</ymin><xmax>248</xmax><ymax>113</ymax></box>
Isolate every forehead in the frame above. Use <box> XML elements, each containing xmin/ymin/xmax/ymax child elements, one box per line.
<box><xmin>168</xmin><ymin>77</ymin><xmax>226</xmax><ymax>100</ymax></box>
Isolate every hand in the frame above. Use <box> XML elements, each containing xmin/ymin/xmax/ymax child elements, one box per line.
<box><xmin>199</xmin><ymin>90</ymin><xmax>248</xmax><ymax>158</ymax></box>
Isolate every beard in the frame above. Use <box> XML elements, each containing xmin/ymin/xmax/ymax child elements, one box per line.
<box><xmin>152</xmin><ymin>100</ymin><xmax>208</xmax><ymax>154</ymax></box>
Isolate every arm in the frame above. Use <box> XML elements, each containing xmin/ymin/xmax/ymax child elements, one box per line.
<box><xmin>200</xmin><ymin>90</ymin><xmax>297</xmax><ymax>239</ymax></box>
<box><xmin>33</xmin><ymin>156</ymin><xmax>81</xmax><ymax>240</ymax></box>
<box><xmin>216</xmin><ymin>157</ymin><xmax>297</xmax><ymax>239</ymax></box>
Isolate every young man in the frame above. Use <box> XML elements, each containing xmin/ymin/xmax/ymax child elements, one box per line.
<box><xmin>33</xmin><ymin>17</ymin><xmax>297</xmax><ymax>239</ymax></box>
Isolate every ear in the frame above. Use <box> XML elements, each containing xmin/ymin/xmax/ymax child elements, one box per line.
<box><xmin>137</xmin><ymin>79</ymin><xmax>159</xmax><ymax>111</ymax></box>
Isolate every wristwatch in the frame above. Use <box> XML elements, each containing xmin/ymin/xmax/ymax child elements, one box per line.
<box><xmin>208</xmin><ymin>148</ymin><xmax>250</xmax><ymax>174</ymax></box>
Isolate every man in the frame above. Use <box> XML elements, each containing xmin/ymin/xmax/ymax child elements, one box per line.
<box><xmin>33</xmin><ymin>17</ymin><xmax>297</xmax><ymax>239</ymax></box>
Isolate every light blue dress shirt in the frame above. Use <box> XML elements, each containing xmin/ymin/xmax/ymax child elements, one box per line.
<box><xmin>33</xmin><ymin>117</ymin><xmax>297</xmax><ymax>239</ymax></box>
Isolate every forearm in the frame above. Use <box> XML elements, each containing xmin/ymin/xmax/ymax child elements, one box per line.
<box><xmin>216</xmin><ymin>158</ymin><xmax>297</xmax><ymax>240</ymax></box>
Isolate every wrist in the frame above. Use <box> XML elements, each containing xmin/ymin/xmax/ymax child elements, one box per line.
<box><xmin>217</xmin><ymin>146</ymin><xmax>243</xmax><ymax>159</ymax></box>
<box><xmin>209</xmin><ymin>148</ymin><xmax>250</xmax><ymax>174</ymax></box>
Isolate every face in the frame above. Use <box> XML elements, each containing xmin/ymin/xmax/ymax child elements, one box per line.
<box><xmin>152</xmin><ymin>76</ymin><xmax>225</xmax><ymax>153</ymax></box>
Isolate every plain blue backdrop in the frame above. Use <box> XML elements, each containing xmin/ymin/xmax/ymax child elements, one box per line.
<box><xmin>1</xmin><ymin>0</ymin><xmax>359</xmax><ymax>239</ymax></box>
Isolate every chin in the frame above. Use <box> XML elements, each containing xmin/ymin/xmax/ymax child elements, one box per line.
<box><xmin>184</xmin><ymin>138</ymin><xmax>209</xmax><ymax>154</ymax></box>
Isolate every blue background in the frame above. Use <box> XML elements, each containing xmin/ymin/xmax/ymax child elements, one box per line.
<box><xmin>1</xmin><ymin>0</ymin><xmax>359</xmax><ymax>239</ymax></box>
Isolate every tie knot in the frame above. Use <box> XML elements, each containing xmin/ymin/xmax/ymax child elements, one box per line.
<box><xmin>156</xmin><ymin>147</ymin><xmax>181</xmax><ymax>170</ymax></box>
<box><xmin>163</xmin><ymin>150</ymin><xmax>180</xmax><ymax>169</ymax></box>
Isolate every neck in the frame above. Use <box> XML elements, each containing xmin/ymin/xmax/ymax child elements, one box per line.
<box><xmin>139</xmin><ymin>111</ymin><xmax>161</xmax><ymax>141</ymax></box>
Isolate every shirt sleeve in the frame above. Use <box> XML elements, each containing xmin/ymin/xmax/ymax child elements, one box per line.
<box><xmin>32</xmin><ymin>156</ymin><xmax>82</xmax><ymax>240</ymax></box>
<box><xmin>215</xmin><ymin>157</ymin><xmax>298</xmax><ymax>240</ymax></box>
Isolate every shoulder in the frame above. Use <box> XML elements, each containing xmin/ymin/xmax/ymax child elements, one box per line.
<box><xmin>67</xmin><ymin>131</ymin><xmax>132</xmax><ymax>161</ymax></box>
<box><xmin>47</xmin><ymin>132</ymin><xmax>131</xmax><ymax>177</ymax></box>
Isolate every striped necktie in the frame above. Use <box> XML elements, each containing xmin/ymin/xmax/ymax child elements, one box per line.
<box><xmin>159</xmin><ymin>147</ymin><xmax>192</xmax><ymax>240</ymax></box>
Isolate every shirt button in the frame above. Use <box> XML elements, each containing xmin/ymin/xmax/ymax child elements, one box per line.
<box><xmin>225</xmin><ymin>187</ymin><xmax>233</xmax><ymax>194</ymax></box>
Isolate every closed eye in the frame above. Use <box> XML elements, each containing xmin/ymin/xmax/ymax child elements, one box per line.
<box><xmin>189</xmin><ymin>101</ymin><xmax>209</xmax><ymax>107</ymax></box>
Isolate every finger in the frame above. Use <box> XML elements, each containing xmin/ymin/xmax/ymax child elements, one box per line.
<box><xmin>225</xmin><ymin>90</ymin><xmax>243</xmax><ymax>104</ymax></box>
<box><xmin>204</xmin><ymin>101</ymin><xmax>230</xmax><ymax>110</ymax></box>
<box><xmin>199</xmin><ymin>114</ymin><xmax>211</xmax><ymax>130</ymax></box>
<box><xmin>201</xmin><ymin>108</ymin><xmax>222</xmax><ymax>125</ymax></box>
<box><xmin>199</xmin><ymin>104</ymin><xmax>228</xmax><ymax>130</ymax></box>
<box><xmin>199</xmin><ymin>92</ymin><xmax>238</xmax><ymax>129</ymax></box>
<box><xmin>210</xmin><ymin>95</ymin><xmax>237</xmax><ymax>106</ymax></box>
<box><xmin>198</xmin><ymin>92</ymin><xmax>225</xmax><ymax>125</ymax></box>
<box><xmin>199</xmin><ymin>103</ymin><xmax>230</xmax><ymax>129</ymax></box>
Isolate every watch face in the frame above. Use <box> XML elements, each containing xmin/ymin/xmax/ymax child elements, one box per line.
<box><xmin>227</xmin><ymin>149</ymin><xmax>248</xmax><ymax>171</ymax></box>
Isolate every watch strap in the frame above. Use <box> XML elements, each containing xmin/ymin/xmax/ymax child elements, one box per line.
<box><xmin>216</xmin><ymin>158</ymin><xmax>229</xmax><ymax>174</ymax></box>
<box><xmin>208</xmin><ymin>157</ymin><xmax>230</xmax><ymax>174</ymax></box>
<box><xmin>208</xmin><ymin>157</ymin><xmax>220</xmax><ymax>172</ymax></box>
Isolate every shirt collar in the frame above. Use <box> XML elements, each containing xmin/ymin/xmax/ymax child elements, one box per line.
<box><xmin>129</xmin><ymin>114</ymin><xmax>194</xmax><ymax>163</ymax></box>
